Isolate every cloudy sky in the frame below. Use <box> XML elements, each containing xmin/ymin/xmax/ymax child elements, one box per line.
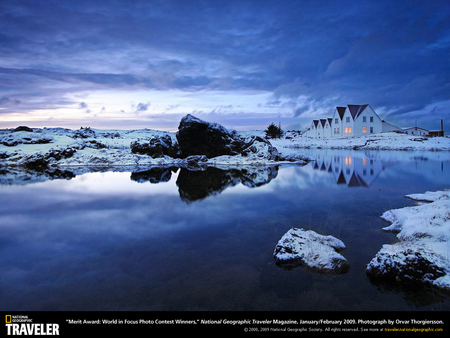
<box><xmin>1</xmin><ymin>0</ymin><xmax>449</xmax><ymax>131</ymax></box>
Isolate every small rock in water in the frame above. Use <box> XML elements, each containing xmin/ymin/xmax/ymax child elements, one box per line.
<box><xmin>273</xmin><ymin>227</ymin><xmax>349</xmax><ymax>274</ymax></box>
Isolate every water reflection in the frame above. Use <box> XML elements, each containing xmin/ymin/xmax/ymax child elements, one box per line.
<box><xmin>0</xmin><ymin>164</ymin><xmax>283</xmax><ymax>203</ymax></box>
<box><xmin>312</xmin><ymin>152</ymin><xmax>383</xmax><ymax>187</ymax></box>
<box><xmin>131</xmin><ymin>166</ymin><xmax>279</xmax><ymax>203</ymax></box>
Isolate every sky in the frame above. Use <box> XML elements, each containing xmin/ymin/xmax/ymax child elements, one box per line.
<box><xmin>0</xmin><ymin>0</ymin><xmax>449</xmax><ymax>132</ymax></box>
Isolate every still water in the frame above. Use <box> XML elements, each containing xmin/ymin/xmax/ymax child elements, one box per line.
<box><xmin>0</xmin><ymin>149</ymin><xmax>449</xmax><ymax>311</ymax></box>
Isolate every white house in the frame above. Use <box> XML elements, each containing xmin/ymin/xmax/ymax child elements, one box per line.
<box><xmin>332</xmin><ymin>104</ymin><xmax>383</xmax><ymax>138</ymax></box>
<box><xmin>403</xmin><ymin>126</ymin><xmax>429</xmax><ymax>136</ymax></box>
<box><xmin>306</xmin><ymin>104</ymin><xmax>384</xmax><ymax>138</ymax></box>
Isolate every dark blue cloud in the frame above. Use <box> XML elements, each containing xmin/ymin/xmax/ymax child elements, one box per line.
<box><xmin>0</xmin><ymin>0</ymin><xmax>449</xmax><ymax>129</ymax></box>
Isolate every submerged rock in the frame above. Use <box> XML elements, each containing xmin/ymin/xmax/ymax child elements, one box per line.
<box><xmin>273</xmin><ymin>228</ymin><xmax>349</xmax><ymax>274</ymax></box>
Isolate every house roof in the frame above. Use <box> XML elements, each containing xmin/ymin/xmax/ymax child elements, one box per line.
<box><xmin>313</xmin><ymin>120</ymin><xmax>319</xmax><ymax>127</ymax></box>
<box><xmin>403</xmin><ymin>126</ymin><xmax>429</xmax><ymax>131</ymax></box>
<box><xmin>320</xmin><ymin>118</ymin><xmax>328</xmax><ymax>127</ymax></box>
<box><xmin>348</xmin><ymin>104</ymin><xmax>368</xmax><ymax>120</ymax></box>
<box><xmin>336</xmin><ymin>107</ymin><xmax>346</xmax><ymax>120</ymax></box>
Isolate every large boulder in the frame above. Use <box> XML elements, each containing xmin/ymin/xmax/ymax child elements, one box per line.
<box><xmin>274</xmin><ymin>228</ymin><xmax>349</xmax><ymax>274</ymax></box>
<box><xmin>176</xmin><ymin>114</ymin><xmax>245</xmax><ymax>158</ymax></box>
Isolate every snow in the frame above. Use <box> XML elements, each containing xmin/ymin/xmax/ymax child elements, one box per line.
<box><xmin>274</xmin><ymin>131</ymin><xmax>450</xmax><ymax>151</ymax></box>
<box><xmin>273</xmin><ymin>227</ymin><xmax>349</xmax><ymax>273</ymax></box>
<box><xmin>367</xmin><ymin>189</ymin><xmax>450</xmax><ymax>290</ymax></box>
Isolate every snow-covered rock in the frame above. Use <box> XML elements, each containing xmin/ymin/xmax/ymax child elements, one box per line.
<box><xmin>273</xmin><ymin>228</ymin><xmax>349</xmax><ymax>274</ymax></box>
<box><xmin>366</xmin><ymin>189</ymin><xmax>450</xmax><ymax>290</ymax></box>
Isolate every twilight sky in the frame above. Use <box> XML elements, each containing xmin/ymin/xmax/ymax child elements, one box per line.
<box><xmin>1</xmin><ymin>0</ymin><xmax>449</xmax><ymax>131</ymax></box>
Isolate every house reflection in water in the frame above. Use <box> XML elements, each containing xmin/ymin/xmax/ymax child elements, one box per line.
<box><xmin>312</xmin><ymin>151</ymin><xmax>383</xmax><ymax>187</ymax></box>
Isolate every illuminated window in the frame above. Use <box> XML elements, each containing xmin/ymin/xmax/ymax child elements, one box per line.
<box><xmin>363</xmin><ymin>158</ymin><xmax>367</xmax><ymax>166</ymax></box>
<box><xmin>345</xmin><ymin>157</ymin><xmax>352</xmax><ymax>165</ymax></box>
<box><xmin>344</xmin><ymin>127</ymin><xmax>348</xmax><ymax>134</ymax></box>
<box><xmin>363</xmin><ymin>126</ymin><xmax>367</xmax><ymax>133</ymax></box>
<box><xmin>348</xmin><ymin>127</ymin><xmax>352</xmax><ymax>134</ymax></box>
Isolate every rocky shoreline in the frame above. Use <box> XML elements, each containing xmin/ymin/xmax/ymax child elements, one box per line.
<box><xmin>0</xmin><ymin>114</ymin><xmax>313</xmax><ymax>175</ymax></box>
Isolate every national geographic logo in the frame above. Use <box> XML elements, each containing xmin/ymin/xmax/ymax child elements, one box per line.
<box><xmin>5</xmin><ymin>315</ymin><xmax>60</xmax><ymax>335</ymax></box>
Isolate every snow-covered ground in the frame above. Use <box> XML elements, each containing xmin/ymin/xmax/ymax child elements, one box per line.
<box><xmin>274</xmin><ymin>131</ymin><xmax>450</xmax><ymax>152</ymax></box>
<box><xmin>1</xmin><ymin>127</ymin><xmax>449</xmax><ymax>170</ymax></box>
<box><xmin>367</xmin><ymin>189</ymin><xmax>450</xmax><ymax>290</ymax></box>
<box><xmin>0</xmin><ymin>127</ymin><xmax>313</xmax><ymax>168</ymax></box>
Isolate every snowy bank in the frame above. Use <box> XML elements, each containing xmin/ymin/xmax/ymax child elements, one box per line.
<box><xmin>273</xmin><ymin>227</ymin><xmax>349</xmax><ymax>274</ymax></box>
<box><xmin>366</xmin><ymin>189</ymin><xmax>450</xmax><ymax>291</ymax></box>
<box><xmin>0</xmin><ymin>116</ymin><xmax>313</xmax><ymax>172</ymax></box>
<box><xmin>274</xmin><ymin>131</ymin><xmax>450</xmax><ymax>152</ymax></box>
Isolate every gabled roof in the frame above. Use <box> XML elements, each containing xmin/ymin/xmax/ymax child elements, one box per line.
<box><xmin>312</xmin><ymin>120</ymin><xmax>319</xmax><ymax>127</ymax></box>
<box><xmin>320</xmin><ymin>119</ymin><xmax>328</xmax><ymax>127</ymax></box>
<box><xmin>403</xmin><ymin>126</ymin><xmax>429</xmax><ymax>131</ymax></box>
<box><xmin>336</xmin><ymin>107</ymin><xmax>346</xmax><ymax>120</ymax></box>
<box><xmin>348</xmin><ymin>104</ymin><xmax>369</xmax><ymax>120</ymax></box>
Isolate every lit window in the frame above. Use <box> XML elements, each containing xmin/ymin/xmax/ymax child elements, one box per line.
<box><xmin>363</xmin><ymin>158</ymin><xmax>367</xmax><ymax>166</ymax></box>
<box><xmin>348</xmin><ymin>127</ymin><xmax>352</xmax><ymax>134</ymax></box>
<box><xmin>345</xmin><ymin>157</ymin><xmax>352</xmax><ymax>165</ymax></box>
<box><xmin>363</xmin><ymin>126</ymin><xmax>367</xmax><ymax>133</ymax></box>
<box><xmin>344</xmin><ymin>127</ymin><xmax>348</xmax><ymax>134</ymax></box>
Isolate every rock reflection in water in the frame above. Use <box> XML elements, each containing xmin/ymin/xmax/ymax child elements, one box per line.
<box><xmin>175</xmin><ymin>166</ymin><xmax>278</xmax><ymax>203</ymax></box>
<box><xmin>130</xmin><ymin>165</ymin><xmax>280</xmax><ymax>203</ymax></box>
<box><xmin>130</xmin><ymin>166</ymin><xmax>179</xmax><ymax>184</ymax></box>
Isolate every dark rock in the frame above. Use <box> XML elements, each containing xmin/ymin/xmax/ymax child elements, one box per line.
<box><xmin>46</xmin><ymin>148</ymin><xmax>77</xmax><ymax>161</ymax></box>
<box><xmin>366</xmin><ymin>244</ymin><xmax>448</xmax><ymax>288</ymax></box>
<box><xmin>13</xmin><ymin>126</ymin><xmax>33</xmax><ymax>132</ymax></box>
<box><xmin>176</xmin><ymin>114</ymin><xmax>245</xmax><ymax>158</ymax></box>
<box><xmin>20</xmin><ymin>148</ymin><xmax>76</xmax><ymax>170</ymax></box>
<box><xmin>184</xmin><ymin>155</ymin><xmax>208</xmax><ymax>168</ymax></box>
<box><xmin>131</xmin><ymin>135</ymin><xmax>181</xmax><ymax>158</ymax></box>
<box><xmin>73</xmin><ymin>127</ymin><xmax>96</xmax><ymax>138</ymax></box>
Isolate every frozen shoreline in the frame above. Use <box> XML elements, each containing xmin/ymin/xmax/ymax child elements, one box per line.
<box><xmin>1</xmin><ymin>126</ymin><xmax>449</xmax><ymax>170</ymax></box>
<box><xmin>367</xmin><ymin>189</ymin><xmax>450</xmax><ymax>291</ymax></box>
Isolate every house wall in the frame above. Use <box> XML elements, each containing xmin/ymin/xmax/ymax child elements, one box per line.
<box><xmin>404</xmin><ymin>128</ymin><xmax>428</xmax><ymax>136</ymax></box>
<box><xmin>340</xmin><ymin>110</ymin><xmax>355</xmax><ymax>137</ymax></box>
<box><xmin>353</xmin><ymin>106</ymin><xmax>382</xmax><ymax>137</ymax></box>
<box><xmin>331</xmin><ymin>110</ymin><xmax>343</xmax><ymax>138</ymax></box>
<box><xmin>323</xmin><ymin>121</ymin><xmax>332</xmax><ymax>138</ymax></box>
